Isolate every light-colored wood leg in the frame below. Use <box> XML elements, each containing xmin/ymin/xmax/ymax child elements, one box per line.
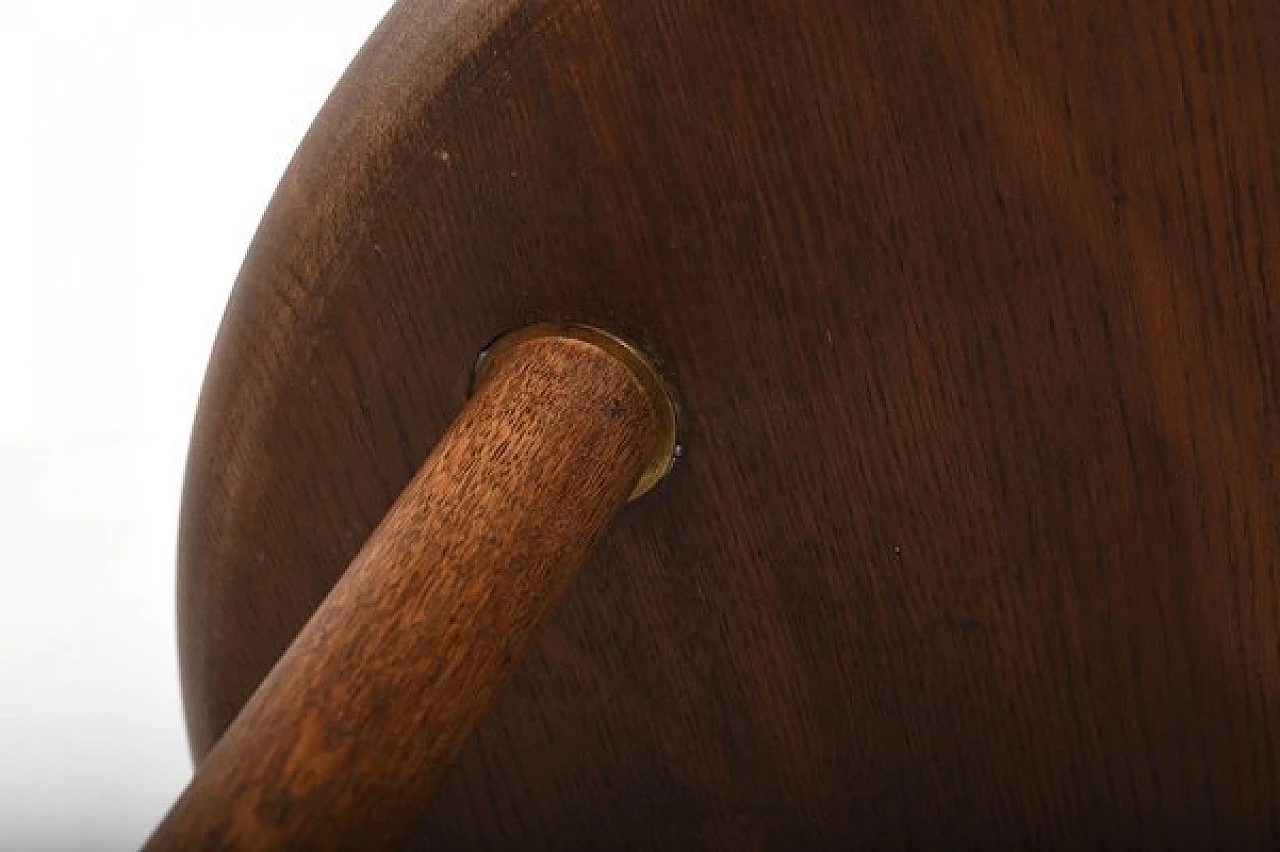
<box><xmin>147</xmin><ymin>327</ymin><xmax>674</xmax><ymax>851</ymax></box>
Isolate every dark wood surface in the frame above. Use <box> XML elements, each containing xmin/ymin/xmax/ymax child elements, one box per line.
<box><xmin>179</xmin><ymin>0</ymin><xmax>1280</xmax><ymax>847</ymax></box>
<box><xmin>154</xmin><ymin>334</ymin><xmax>658</xmax><ymax>849</ymax></box>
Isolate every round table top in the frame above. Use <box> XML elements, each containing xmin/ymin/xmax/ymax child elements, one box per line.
<box><xmin>179</xmin><ymin>0</ymin><xmax>1280</xmax><ymax>846</ymax></box>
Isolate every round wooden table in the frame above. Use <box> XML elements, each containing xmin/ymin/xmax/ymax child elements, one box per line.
<box><xmin>150</xmin><ymin>0</ymin><xmax>1280</xmax><ymax>848</ymax></box>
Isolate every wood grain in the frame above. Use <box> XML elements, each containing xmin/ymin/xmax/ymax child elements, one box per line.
<box><xmin>153</xmin><ymin>334</ymin><xmax>658</xmax><ymax>850</ymax></box>
<box><xmin>179</xmin><ymin>0</ymin><xmax>1280</xmax><ymax>847</ymax></box>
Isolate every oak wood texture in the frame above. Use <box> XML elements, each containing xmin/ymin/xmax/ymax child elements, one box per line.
<box><xmin>154</xmin><ymin>334</ymin><xmax>659</xmax><ymax>850</ymax></box>
<box><xmin>180</xmin><ymin>0</ymin><xmax>1280</xmax><ymax>847</ymax></box>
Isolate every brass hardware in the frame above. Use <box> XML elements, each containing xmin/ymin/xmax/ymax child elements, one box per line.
<box><xmin>473</xmin><ymin>323</ymin><xmax>678</xmax><ymax>500</ymax></box>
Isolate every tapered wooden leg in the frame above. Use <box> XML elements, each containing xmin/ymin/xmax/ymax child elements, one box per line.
<box><xmin>146</xmin><ymin>327</ymin><xmax>675</xmax><ymax>851</ymax></box>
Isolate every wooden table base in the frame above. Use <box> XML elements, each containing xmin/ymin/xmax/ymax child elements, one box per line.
<box><xmin>147</xmin><ymin>328</ymin><xmax>674</xmax><ymax>850</ymax></box>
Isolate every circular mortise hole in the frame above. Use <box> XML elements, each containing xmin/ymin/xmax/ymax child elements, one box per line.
<box><xmin>473</xmin><ymin>323</ymin><xmax>678</xmax><ymax>500</ymax></box>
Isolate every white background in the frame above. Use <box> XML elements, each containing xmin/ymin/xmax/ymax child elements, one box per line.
<box><xmin>0</xmin><ymin>2</ymin><xmax>392</xmax><ymax>848</ymax></box>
